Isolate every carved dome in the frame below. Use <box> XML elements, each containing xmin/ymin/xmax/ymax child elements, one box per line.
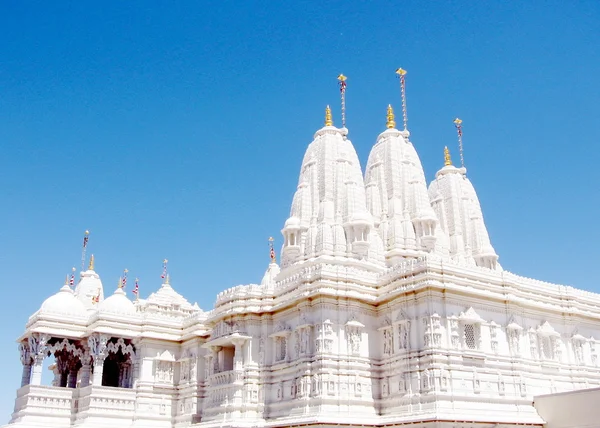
<box><xmin>74</xmin><ymin>264</ymin><xmax>104</xmax><ymax>310</ymax></box>
<box><xmin>98</xmin><ymin>287</ymin><xmax>136</xmax><ymax>315</ymax></box>
<box><xmin>40</xmin><ymin>284</ymin><xmax>87</xmax><ymax>317</ymax></box>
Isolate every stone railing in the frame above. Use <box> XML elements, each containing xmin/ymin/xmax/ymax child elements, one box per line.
<box><xmin>215</xmin><ymin>283</ymin><xmax>270</xmax><ymax>306</ymax></box>
<box><xmin>13</xmin><ymin>384</ymin><xmax>74</xmax><ymax>416</ymax></box>
<box><xmin>74</xmin><ymin>385</ymin><xmax>136</xmax><ymax>415</ymax></box>
<box><xmin>208</xmin><ymin>370</ymin><xmax>241</xmax><ymax>386</ymax></box>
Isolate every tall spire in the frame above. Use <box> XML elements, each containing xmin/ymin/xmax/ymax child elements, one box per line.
<box><xmin>386</xmin><ymin>104</ymin><xmax>396</xmax><ymax>129</ymax></box>
<box><xmin>444</xmin><ymin>146</ymin><xmax>452</xmax><ymax>166</ymax></box>
<box><xmin>395</xmin><ymin>68</ymin><xmax>408</xmax><ymax>130</ymax></box>
<box><xmin>88</xmin><ymin>254</ymin><xmax>95</xmax><ymax>271</ymax></box>
<box><xmin>337</xmin><ymin>74</ymin><xmax>347</xmax><ymax>128</ymax></box>
<box><xmin>324</xmin><ymin>105</ymin><xmax>333</xmax><ymax>127</ymax></box>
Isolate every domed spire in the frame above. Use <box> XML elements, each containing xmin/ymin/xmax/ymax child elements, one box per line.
<box><xmin>365</xmin><ymin>107</ymin><xmax>445</xmax><ymax>264</ymax></box>
<box><xmin>74</xmin><ymin>256</ymin><xmax>104</xmax><ymax>309</ymax></box>
<box><xmin>386</xmin><ymin>105</ymin><xmax>396</xmax><ymax>129</ymax></box>
<box><xmin>428</xmin><ymin>126</ymin><xmax>500</xmax><ymax>270</ymax></box>
<box><xmin>281</xmin><ymin>106</ymin><xmax>384</xmax><ymax>267</ymax></box>
<box><xmin>324</xmin><ymin>105</ymin><xmax>333</xmax><ymax>127</ymax></box>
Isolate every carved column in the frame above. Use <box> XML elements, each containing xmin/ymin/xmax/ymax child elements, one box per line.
<box><xmin>19</xmin><ymin>342</ymin><xmax>32</xmax><ymax>387</ymax></box>
<box><xmin>211</xmin><ymin>346</ymin><xmax>221</xmax><ymax>374</ymax></box>
<box><xmin>232</xmin><ymin>338</ymin><xmax>245</xmax><ymax>372</ymax></box>
<box><xmin>29</xmin><ymin>334</ymin><xmax>49</xmax><ymax>385</ymax></box>
<box><xmin>67</xmin><ymin>358</ymin><xmax>80</xmax><ymax>388</ymax></box>
<box><xmin>80</xmin><ymin>353</ymin><xmax>92</xmax><ymax>387</ymax></box>
<box><xmin>88</xmin><ymin>334</ymin><xmax>109</xmax><ymax>386</ymax></box>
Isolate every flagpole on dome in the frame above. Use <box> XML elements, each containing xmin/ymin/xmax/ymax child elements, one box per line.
<box><xmin>454</xmin><ymin>118</ymin><xmax>465</xmax><ymax>168</ymax></box>
<box><xmin>81</xmin><ymin>230</ymin><xmax>90</xmax><ymax>271</ymax></box>
<box><xmin>395</xmin><ymin>68</ymin><xmax>408</xmax><ymax>131</ymax></box>
<box><xmin>269</xmin><ymin>237</ymin><xmax>276</xmax><ymax>264</ymax></box>
<box><xmin>337</xmin><ymin>74</ymin><xmax>347</xmax><ymax>128</ymax></box>
<box><xmin>69</xmin><ymin>267</ymin><xmax>76</xmax><ymax>287</ymax></box>
<box><xmin>161</xmin><ymin>259</ymin><xmax>168</xmax><ymax>282</ymax></box>
<box><xmin>132</xmin><ymin>278</ymin><xmax>139</xmax><ymax>301</ymax></box>
<box><xmin>122</xmin><ymin>269</ymin><xmax>128</xmax><ymax>290</ymax></box>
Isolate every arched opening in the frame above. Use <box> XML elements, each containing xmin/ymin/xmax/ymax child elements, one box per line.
<box><xmin>101</xmin><ymin>348</ymin><xmax>132</xmax><ymax>388</ymax></box>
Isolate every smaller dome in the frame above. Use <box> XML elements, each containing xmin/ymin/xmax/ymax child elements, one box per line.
<box><xmin>284</xmin><ymin>216</ymin><xmax>301</xmax><ymax>229</ymax></box>
<box><xmin>98</xmin><ymin>288</ymin><xmax>136</xmax><ymax>315</ymax></box>
<box><xmin>261</xmin><ymin>262</ymin><xmax>281</xmax><ymax>287</ymax></box>
<box><xmin>40</xmin><ymin>285</ymin><xmax>87</xmax><ymax>317</ymax></box>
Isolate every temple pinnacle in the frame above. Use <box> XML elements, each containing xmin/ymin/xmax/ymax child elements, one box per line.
<box><xmin>325</xmin><ymin>105</ymin><xmax>333</xmax><ymax>127</ymax></box>
<box><xmin>88</xmin><ymin>254</ymin><xmax>95</xmax><ymax>270</ymax></box>
<box><xmin>444</xmin><ymin>146</ymin><xmax>453</xmax><ymax>166</ymax></box>
<box><xmin>386</xmin><ymin>104</ymin><xmax>396</xmax><ymax>129</ymax></box>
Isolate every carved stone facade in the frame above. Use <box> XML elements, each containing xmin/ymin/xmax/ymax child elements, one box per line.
<box><xmin>5</xmin><ymin>104</ymin><xmax>600</xmax><ymax>428</ymax></box>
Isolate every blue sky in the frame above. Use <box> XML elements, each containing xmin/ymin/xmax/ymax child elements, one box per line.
<box><xmin>1</xmin><ymin>0</ymin><xmax>599</xmax><ymax>420</ymax></box>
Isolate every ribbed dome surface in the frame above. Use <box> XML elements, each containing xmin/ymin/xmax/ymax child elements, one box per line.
<box><xmin>98</xmin><ymin>288</ymin><xmax>136</xmax><ymax>314</ymax></box>
<box><xmin>40</xmin><ymin>285</ymin><xmax>87</xmax><ymax>317</ymax></box>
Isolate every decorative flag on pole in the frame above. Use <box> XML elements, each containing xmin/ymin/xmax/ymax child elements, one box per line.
<box><xmin>122</xmin><ymin>269</ymin><xmax>128</xmax><ymax>289</ymax></box>
<box><xmin>69</xmin><ymin>267</ymin><xmax>76</xmax><ymax>287</ymax></box>
<box><xmin>81</xmin><ymin>230</ymin><xmax>90</xmax><ymax>271</ymax></box>
<box><xmin>269</xmin><ymin>237</ymin><xmax>276</xmax><ymax>264</ymax></box>
<box><xmin>453</xmin><ymin>118</ymin><xmax>465</xmax><ymax>168</ymax></box>
<box><xmin>161</xmin><ymin>259</ymin><xmax>168</xmax><ymax>279</ymax></box>
<box><xmin>395</xmin><ymin>68</ymin><xmax>408</xmax><ymax>130</ymax></box>
<box><xmin>337</xmin><ymin>74</ymin><xmax>347</xmax><ymax>128</ymax></box>
<box><xmin>132</xmin><ymin>278</ymin><xmax>139</xmax><ymax>300</ymax></box>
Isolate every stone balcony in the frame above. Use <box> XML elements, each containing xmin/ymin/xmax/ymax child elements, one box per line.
<box><xmin>208</xmin><ymin>369</ymin><xmax>242</xmax><ymax>386</ymax></box>
<box><xmin>10</xmin><ymin>385</ymin><xmax>74</xmax><ymax>425</ymax></box>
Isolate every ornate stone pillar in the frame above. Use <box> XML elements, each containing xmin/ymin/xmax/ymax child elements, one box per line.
<box><xmin>67</xmin><ymin>358</ymin><xmax>79</xmax><ymax>388</ymax></box>
<box><xmin>29</xmin><ymin>334</ymin><xmax>49</xmax><ymax>386</ymax></box>
<box><xmin>79</xmin><ymin>353</ymin><xmax>92</xmax><ymax>387</ymax></box>
<box><xmin>88</xmin><ymin>334</ymin><xmax>109</xmax><ymax>386</ymax></box>
<box><xmin>19</xmin><ymin>342</ymin><xmax>32</xmax><ymax>387</ymax></box>
<box><xmin>211</xmin><ymin>346</ymin><xmax>221</xmax><ymax>374</ymax></box>
<box><xmin>231</xmin><ymin>338</ymin><xmax>245</xmax><ymax>372</ymax></box>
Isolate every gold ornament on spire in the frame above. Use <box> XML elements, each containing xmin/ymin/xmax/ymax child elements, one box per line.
<box><xmin>165</xmin><ymin>274</ymin><xmax>171</xmax><ymax>285</ymax></box>
<box><xmin>444</xmin><ymin>146</ymin><xmax>452</xmax><ymax>166</ymax></box>
<box><xmin>64</xmin><ymin>275</ymin><xmax>69</xmax><ymax>286</ymax></box>
<box><xmin>386</xmin><ymin>104</ymin><xmax>396</xmax><ymax>129</ymax></box>
<box><xmin>395</xmin><ymin>68</ymin><xmax>408</xmax><ymax>130</ymax></box>
<box><xmin>118</xmin><ymin>277</ymin><xmax>123</xmax><ymax>289</ymax></box>
<box><xmin>88</xmin><ymin>254</ymin><xmax>95</xmax><ymax>270</ymax></box>
<box><xmin>325</xmin><ymin>105</ymin><xmax>333</xmax><ymax>126</ymax></box>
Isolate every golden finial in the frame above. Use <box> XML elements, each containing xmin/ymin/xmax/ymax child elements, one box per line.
<box><xmin>118</xmin><ymin>277</ymin><xmax>123</xmax><ymax>289</ymax></box>
<box><xmin>325</xmin><ymin>105</ymin><xmax>333</xmax><ymax>127</ymax></box>
<box><xmin>85</xmin><ymin>230</ymin><xmax>90</xmax><ymax>236</ymax></box>
<box><xmin>386</xmin><ymin>104</ymin><xmax>396</xmax><ymax>129</ymax></box>
<box><xmin>444</xmin><ymin>146</ymin><xmax>452</xmax><ymax>166</ymax></box>
<box><xmin>337</xmin><ymin>74</ymin><xmax>347</xmax><ymax>82</ymax></box>
<box><xmin>165</xmin><ymin>274</ymin><xmax>170</xmax><ymax>285</ymax></box>
<box><xmin>88</xmin><ymin>254</ymin><xmax>95</xmax><ymax>270</ymax></box>
<box><xmin>395</xmin><ymin>68</ymin><xmax>407</xmax><ymax>76</ymax></box>
<box><xmin>64</xmin><ymin>275</ymin><xmax>69</xmax><ymax>286</ymax></box>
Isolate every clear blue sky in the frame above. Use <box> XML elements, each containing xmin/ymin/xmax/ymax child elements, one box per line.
<box><xmin>1</xmin><ymin>0</ymin><xmax>599</xmax><ymax>420</ymax></box>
